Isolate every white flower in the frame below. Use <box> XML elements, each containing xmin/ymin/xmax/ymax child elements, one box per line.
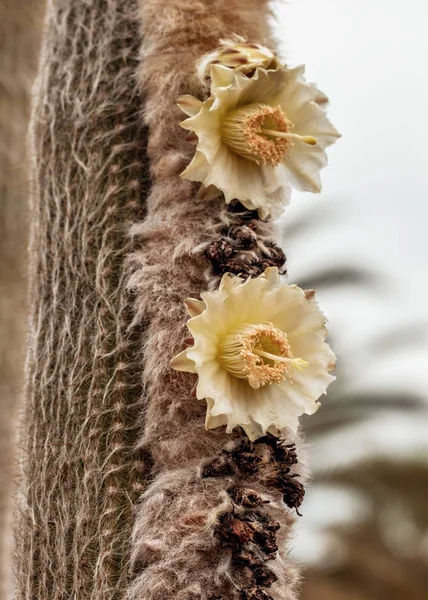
<box><xmin>178</xmin><ymin>64</ymin><xmax>340</xmax><ymax>219</ymax></box>
<box><xmin>197</xmin><ymin>38</ymin><xmax>280</xmax><ymax>82</ymax></box>
<box><xmin>171</xmin><ymin>268</ymin><xmax>336</xmax><ymax>441</ymax></box>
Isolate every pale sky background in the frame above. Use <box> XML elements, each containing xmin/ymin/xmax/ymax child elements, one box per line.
<box><xmin>272</xmin><ymin>0</ymin><xmax>428</xmax><ymax>565</ymax></box>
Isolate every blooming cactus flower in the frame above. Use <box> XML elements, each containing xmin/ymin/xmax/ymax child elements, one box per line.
<box><xmin>171</xmin><ymin>268</ymin><xmax>336</xmax><ymax>441</ymax></box>
<box><xmin>178</xmin><ymin>64</ymin><xmax>340</xmax><ymax>218</ymax></box>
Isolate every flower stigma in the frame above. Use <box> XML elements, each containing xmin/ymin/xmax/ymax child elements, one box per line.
<box><xmin>221</xmin><ymin>103</ymin><xmax>317</xmax><ymax>166</ymax></box>
<box><xmin>218</xmin><ymin>322</ymin><xmax>309</xmax><ymax>389</ymax></box>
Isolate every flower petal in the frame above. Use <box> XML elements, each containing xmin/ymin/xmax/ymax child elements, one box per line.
<box><xmin>177</xmin><ymin>94</ymin><xmax>203</xmax><ymax>117</ymax></box>
<box><xmin>169</xmin><ymin>349</ymin><xmax>196</xmax><ymax>373</ymax></box>
<box><xmin>262</xmin><ymin>266</ymin><xmax>280</xmax><ymax>289</ymax></box>
<box><xmin>289</xmin><ymin>100</ymin><xmax>341</xmax><ymax>150</ymax></box>
<box><xmin>180</xmin><ymin>151</ymin><xmax>210</xmax><ymax>182</ymax></box>
<box><xmin>197</xmin><ymin>184</ymin><xmax>221</xmax><ymax>201</ymax></box>
<box><xmin>184</xmin><ymin>297</ymin><xmax>205</xmax><ymax>317</ymax></box>
<box><xmin>281</xmin><ymin>140</ymin><xmax>326</xmax><ymax>193</ymax></box>
<box><xmin>210</xmin><ymin>64</ymin><xmax>236</xmax><ymax>89</ymax></box>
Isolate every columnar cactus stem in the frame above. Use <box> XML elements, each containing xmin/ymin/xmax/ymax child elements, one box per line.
<box><xmin>125</xmin><ymin>1</ymin><xmax>307</xmax><ymax>598</ymax></box>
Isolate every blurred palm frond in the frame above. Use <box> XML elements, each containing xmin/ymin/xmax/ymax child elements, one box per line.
<box><xmin>283</xmin><ymin>212</ymin><xmax>428</xmax><ymax>599</ymax></box>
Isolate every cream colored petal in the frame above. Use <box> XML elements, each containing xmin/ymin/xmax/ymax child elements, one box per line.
<box><xmin>248</xmin><ymin>383</ymin><xmax>302</xmax><ymax>434</ymax></box>
<box><xmin>198</xmin><ymin>365</ymin><xmax>252</xmax><ymax>433</ymax></box>
<box><xmin>187</xmin><ymin>289</ymin><xmax>228</xmax><ymax>344</ymax></box>
<box><xmin>221</xmin><ymin>275</ymin><xmax>271</xmax><ymax>330</ymax></box>
<box><xmin>289</xmin><ymin>366</ymin><xmax>336</xmax><ymax>405</ymax></box>
<box><xmin>205</xmin><ymin>397</ymin><xmax>229</xmax><ymax>431</ymax></box>
<box><xmin>184</xmin><ymin>297</ymin><xmax>205</xmax><ymax>317</ymax></box>
<box><xmin>186</xmin><ymin>300</ymin><xmax>224</xmax><ymax>364</ymax></box>
<box><xmin>259</xmin><ymin>163</ymin><xmax>292</xmax><ymax>218</ymax></box>
<box><xmin>289</xmin><ymin>100</ymin><xmax>341</xmax><ymax>150</ymax></box>
<box><xmin>222</xmin><ymin>376</ymin><xmax>260</xmax><ymax>433</ymax></box>
<box><xmin>244</xmin><ymin>283</ymin><xmax>299</xmax><ymax>329</ymax></box>
<box><xmin>197</xmin><ymin>184</ymin><xmax>221</xmax><ymax>201</ymax></box>
<box><xmin>246</xmin><ymin>385</ymin><xmax>281</xmax><ymax>433</ymax></box>
<box><xmin>189</xmin><ymin>275</ymin><xmax>267</xmax><ymax>341</ymax></box>
<box><xmin>210</xmin><ymin>64</ymin><xmax>237</xmax><ymax>89</ymax></box>
<box><xmin>294</xmin><ymin>71</ymin><xmax>330</xmax><ymax>106</ymax></box>
<box><xmin>195</xmin><ymin>357</ymin><xmax>305</xmax><ymax>440</ymax></box>
<box><xmin>219</xmin><ymin>271</ymin><xmax>245</xmax><ymax>292</ymax></box>
<box><xmin>276</xmin><ymin>379</ymin><xmax>321</xmax><ymax>416</ymax></box>
<box><xmin>293</xmin><ymin>62</ymin><xmax>326</xmax><ymax>100</ymax></box>
<box><xmin>210</xmin><ymin>79</ymin><xmax>247</xmax><ymax>119</ymax></box>
<box><xmin>201</xmin><ymin>359</ymin><xmax>324</xmax><ymax>440</ymax></box>
<box><xmin>307</xmin><ymin>82</ymin><xmax>330</xmax><ymax>106</ymax></box>
<box><xmin>177</xmin><ymin>94</ymin><xmax>203</xmax><ymax>117</ymax></box>
<box><xmin>199</xmin><ymin>287</ymin><xmax>229</xmax><ymax>316</ymax></box>
<box><xmin>203</xmin><ymin>149</ymin><xmax>289</xmax><ymax>217</ymax></box>
<box><xmin>186</xmin><ymin>327</ymin><xmax>219</xmax><ymax>366</ymax></box>
<box><xmin>196</xmin><ymin>361</ymin><xmax>225</xmax><ymax>403</ymax></box>
<box><xmin>237</xmin><ymin>67</ymin><xmax>291</xmax><ymax>106</ymax></box>
<box><xmin>179</xmin><ymin>96</ymin><xmax>215</xmax><ymax>131</ymax></box>
<box><xmin>281</xmin><ymin>141</ymin><xmax>326</xmax><ymax>193</ymax></box>
<box><xmin>180</xmin><ymin>151</ymin><xmax>210</xmax><ymax>183</ymax></box>
<box><xmin>203</xmin><ymin>146</ymin><xmax>268</xmax><ymax>210</ymax></box>
<box><xmin>269</xmin><ymin>285</ymin><xmax>327</xmax><ymax>335</ymax></box>
<box><xmin>192</xmin><ymin>127</ymin><xmax>223</xmax><ymax>164</ymax></box>
<box><xmin>193</xmin><ymin>279</ymin><xmax>249</xmax><ymax>339</ymax></box>
<box><xmin>180</xmin><ymin>102</ymin><xmax>223</xmax><ymax>163</ymax></box>
<box><xmin>289</xmin><ymin>331</ymin><xmax>335</xmax><ymax>366</ymax></box>
<box><xmin>273</xmin><ymin>66</ymin><xmax>313</xmax><ymax>108</ymax></box>
<box><xmin>261</xmin><ymin>266</ymin><xmax>280</xmax><ymax>289</ymax></box>
<box><xmin>169</xmin><ymin>349</ymin><xmax>196</xmax><ymax>373</ymax></box>
<box><xmin>273</xmin><ymin>67</ymin><xmax>340</xmax><ymax>157</ymax></box>
<box><xmin>241</xmin><ymin>420</ymin><xmax>266</xmax><ymax>442</ymax></box>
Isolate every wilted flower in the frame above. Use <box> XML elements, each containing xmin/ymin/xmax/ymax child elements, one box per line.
<box><xmin>171</xmin><ymin>268</ymin><xmax>336</xmax><ymax>441</ymax></box>
<box><xmin>178</xmin><ymin>65</ymin><xmax>340</xmax><ymax>218</ymax></box>
<box><xmin>197</xmin><ymin>38</ymin><xmax>281</xmax><ymax>82</ymax></box>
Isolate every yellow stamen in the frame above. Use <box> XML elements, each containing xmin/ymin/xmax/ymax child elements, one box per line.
<box><xmin>261</xmin><ymin>129</ymin><xmax>317</xmax><ymax>145</ymax></box>
<box><xmin>253</xmin><ymin>348</ymin><xmax>309</xmax><ymax>371</ymax></box>
<box><xmin>221</xmin><ymin>103</ymin><xmax>294</xmax><ymax>166</ymax></box>
<box><xmin>218</xmin><ymin>322</ymin><xmax>309</xmax><ymax>389</ymax></box>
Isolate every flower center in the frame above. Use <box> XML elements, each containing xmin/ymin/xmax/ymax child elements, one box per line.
<box><xmin>218</xmin><ymin>322</ymin><xmax>309</xmax><ymax>389</ymax></box>
<box><xmin>221</xmin><ymin>103</ymin><xmax>317</xmax><ymax>166</ymax></box>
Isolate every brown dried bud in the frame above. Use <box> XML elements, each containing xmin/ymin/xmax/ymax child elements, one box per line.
<box><xmin>231</xmin><ymin>439</ymin><xmax>263</xmax><ymax>474</ymax></box>
<box><xmin>206</xmin><ymin>239</ymin><xmax>235</xmax><ymax>263</ymax></box>
<box><xmin>229</xmin><ymin>225</ymin><xmax>258</xmax><ymax>246</ymax></box>
<box><xmin>251</xmin><ymin>511</ymin><xmax>280</xmax><ymax>533</ymax></box>
<box><xmin>235</xmin><ymin>451</ymin><xmax>262</xmax><ymax>474</ymax></box>
<box><xmin>273</xmin><ymin>442</ymin><xmax>298</xmax><ymax>466</ymax></box>
<box><xmin>244</xmin><ymin>512</ymin><xmax>279</xmax><ymax>556</ymax></box>
<box><xmin>204</xmin><ymin>204</ymin><xmax>287</xmax><ymax>280</ymax></box>
<box><xmin>252</xmin><ymin>564</ymin><xmax>277</xmax><ymax>588</ymax></box>
<box><xmin>215</xmin><ymin>513</ymin><xmax>254</xmax><ymax>548</ymax></box>
<box><xmin>282</xmin><ymin>477</ymin><xmax>305</xmax><ymax>513</ymax></box>
<box><xmin>201</xmin><ymin>454</ymin><xmax>236</xmax><ymax>478</ymax></box>
<box><xmin>254</xmin><ymin>531</ymin><xmax>278</xmax><ymax>556</ymax></box>
<box><xmin>228</xmin><ymin>486</ymin><xmax>267</xmax><ymax>508</ymax></box>
<box><xmin>233</xmin><ymin>549</ymin><xmax>277</xmax><ymax>586</ymax></box>
<box><xmin>252</xmin><ymin>443</ymin><xmax>274</xmax><ymax>465</ymax></box>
